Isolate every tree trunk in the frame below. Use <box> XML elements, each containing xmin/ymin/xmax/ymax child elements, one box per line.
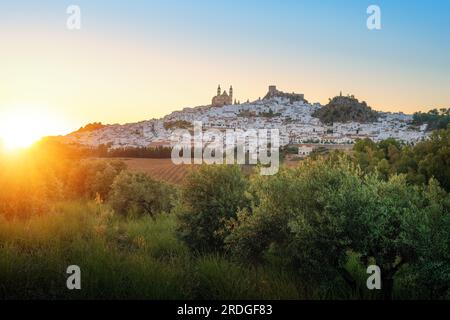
<box><xmin>380</xmin><ymin>260</ymin><xmax>405</xmax><ymax>300</ymax></box>
<box><xmin>382</xmin><ymin>276</ymin><xmax>394</xmax><ymax>300</ymax></box>
<box><xmin>340</xmin><ymin>268</ymin><xmax>360</xmax><ymax>298</ymax></box>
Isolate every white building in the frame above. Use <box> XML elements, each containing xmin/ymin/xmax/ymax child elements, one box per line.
<box><xmin>298</xmin><ymin>145</ymin><xmax>314</xmax><ymax>157</ymax></box>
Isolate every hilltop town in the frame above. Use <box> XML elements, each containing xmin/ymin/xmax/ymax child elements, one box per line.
<box><xmin>62</xmin><ymin>85</ymin><xmax>430</xmax><ymax>152</ymax></box>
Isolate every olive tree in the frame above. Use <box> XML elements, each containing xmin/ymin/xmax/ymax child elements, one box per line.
<box><xmin>227</xmin><ymin>157</ymin><xmax>448</xmax><ymax>299</ymax></box>
<box><xmin>177</xmin><ymin>164</ymin><xmax>249</xmax><ymax>253</ymax></box>
<box><xmin>109</xmin><ymin>171</ymin><xmax>175</xmax><ymax>217</ymax></box>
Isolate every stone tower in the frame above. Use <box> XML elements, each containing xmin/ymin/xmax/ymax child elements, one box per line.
<box><xmin>268</xmin><ymin>85</ymin><xmax>277</xmax><ymax>95</ymax></box>
<box><xmin>229</xmin><ymin>85</ymin><xmax>233</xmax><ymax>102</ymax></box>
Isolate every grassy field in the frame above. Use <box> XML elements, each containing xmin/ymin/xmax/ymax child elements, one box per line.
<box><xmin>0</xmin><ymin>201</ymin><xmax>307</xmax><ymax>300</ymax></box>
<box><xmin>2</xmin><ymin>143</ymin><xmax>447</xmax><ymax>300</ymax></box>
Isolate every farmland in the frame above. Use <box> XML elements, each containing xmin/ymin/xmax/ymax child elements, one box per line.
<box><xmin>114</xmin><ymin>158</ymin><xmax>258</xmax><ymax>184</ymax></box>
<box><xmin>118</xmin><ymin>158</ymin><xmax>196</xmax><ymax>185</ymax></box>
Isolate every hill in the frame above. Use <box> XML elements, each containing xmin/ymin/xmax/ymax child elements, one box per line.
<box><xmin>74</xmin><ymin>122</ymin><xmax>106</xmax><ymax>133</ymax></box>
<box><xmin>313</xmin><ymin>95</ymin><xmax>379</xmax><ymax>124</ymax></box>
<box><xmin>56</xmin><ymin>86</ymin><xmax>427</xmax><ymax>149</ymax></box>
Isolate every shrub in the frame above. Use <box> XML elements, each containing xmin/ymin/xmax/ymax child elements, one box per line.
<box><xmin>0</xmin><ymin>176</ymin><xmax>50</xmax><ymax>219</ymax></box>
<box><xmin>177</xmin><ymin>165</ymin><xmax>249</xmax><ymax>253</ymax></box>
<box><xmin>226</xmin><ymin>157</ymin><xmax>450</xmax><ymax>299</ymax></box>
<box><xmin>66</xmin><ymin>160</ymin><xmax>126</xmax><ymax>199</ymax></box>
<box><xmin>0</xmin><ymin>156</ymin><xmax>64</xmax><ymax>219</ymax></box>
<box><xmin>404</xmin><ymin>179</ymin><xmax>450</xmax><ymax>299</ymax></box>
<box><xmin>109</xmin><ymin>171</ymin><xmax>175</xmax><ymax>217</ymax></box>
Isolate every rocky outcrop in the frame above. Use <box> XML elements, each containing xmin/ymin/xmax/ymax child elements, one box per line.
<box><xmin>313</xmin><ymin>95</ymin><xmax>379</xmax><ymax>124</ymax></box>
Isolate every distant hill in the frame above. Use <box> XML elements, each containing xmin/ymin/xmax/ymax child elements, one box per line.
<box><xmin>54</xmin><ymin>86</ymin><xmax>427</xmax><ymax>149</ymax></box>
<box><xmin>74</xmin><ymin>122</ymin><xmax>106</xmax><ymax>133</ymax></box>
<box><xmin>313</xmin><ymin>95</ymin><xmax>379</xmax><ymax>124</ymax></box>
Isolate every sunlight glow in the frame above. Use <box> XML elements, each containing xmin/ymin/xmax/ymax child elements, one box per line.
<box><xmin>0</xmin><ymin>106</ymin><xmax>67</xmax><ymax>152</ymax></box>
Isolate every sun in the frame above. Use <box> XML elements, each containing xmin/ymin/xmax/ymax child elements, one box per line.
<box><xmin>0</xmin><ymin>106</ymin><xmax>66</xmax><ymax>152</ymax></box>
<box><xmin>1</xmin><ymin>126</ymin><xmax>40</xmax><ymax>151</ymax></box>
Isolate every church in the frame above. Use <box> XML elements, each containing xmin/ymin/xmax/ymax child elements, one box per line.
<box><xmin>212</xmin><ymin>85</ymin><xmax>233</xmax><ymax>107</ymax></box>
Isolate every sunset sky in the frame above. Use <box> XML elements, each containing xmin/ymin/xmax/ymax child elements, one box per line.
<box><xmin>1</xmin><ymin>0</ymin><xmax>450</xmax><ymax>141</ymax></box>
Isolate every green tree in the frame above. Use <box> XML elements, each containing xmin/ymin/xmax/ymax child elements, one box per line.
<box><xmin>415</xmin><ymin>126</ymin><xmax>450</xmax><ymax>191</ymax></box>
<box><xmin>404</xmin><ymin>179</ymin><xmax>450</xmax><ymax>298</ymax></box>
<box><xmin>109</xmin><ymin>171</ymin><xmax>175</xmax><ymax>217</ymax></box>
<box><xmin>227</xmin><ymin>157</ymin><xmax>449</xmax><ymax>299</ymax></box>
<box><xmin>413</xmin><ymin>108</ymin><xmax>450</xmax><ymax>131</ymax></box>
<box><xmin>352</xmin><ymin>127</ymin><xmax>450</xmax><ymax>192</ymax></box>
<box><xmin>177</xmin><ymin>165</ymin><xmax>249</xmax><ymax>253</ymax></box>
<box><xmin>67</xmin><ymin>160</ymin><xmax>126</xmax><ymax>199</ymax></box>
<box><xmin>349</xmin><ymin>175</ymin><xmax>423</xmax><ymax>299</ymax></box>
<box><xmin>227</xmin><ymin>158</ymin><xmax>367</xmax><ymax>291</ymax></box>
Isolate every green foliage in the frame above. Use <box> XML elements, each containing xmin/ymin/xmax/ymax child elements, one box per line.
<box><xmin>413</xmin><ymin>108</ymin><xmax>450</xmax><ymax>131</ymax></box>
<box><xmin>352</xmin><ymin>126</ymin><xmax>450</xmax><ymax>191</ymax></box>
<box><xmin>2</xmin><ymin>132</ymin><xmax>450</xmax><ymax>300</ymax></box>
<box><xmin>227</xmin><ymin>159</ymin><xmax>366</xmax><ymax>286</ymax></box>
<box><xmin>0</xmin><ymin>202</ymin><xmax>191</xmax><ymax>299</ymax></box>
<box><xmin>403</xmin><ymin>179</ymin><xmax>450</xmax><ymax>298</ymax></box>
<box><xmin>0</xmin><ymin>201</ymin><xmax>306</xmax><ymax>300</ymax></box>
<box><xmin>413</xmin><ymin>126</ymin><xmax>450</xmax><ymax>191</ymax></box>
<box><xmin>109</xmin><ymin>171</ymin><xmax>175</xmax><ymax>217</ymax></box>
<box><xmin>193</xmin><ymin>255</ymin><xmax>301</xmax><ymax>299</ymax></box>
<box><xmin>0</xmin><ymin>155</ymin><xmax>64</xmax><ymax>219</ymax></box>
<box><xmin>225</xmin><ymin>168</ymin><xmax>304</xmax><ymax>264</ymax></box>
<box><xmin>226</xmin><ymin>157</ymin><xmax>450</xmax><ymax>299</ymax></box>
<box><xmin>0</xmin><ymin>175</ymin><xmax>52</xmax><ymax>219</ymax></box>
<box><xmin>177</xmin><ymin>165</ymin><xmax>249</xmax><ymax>253</ymax></box>
<box><xmin>313</xmin><ymin>95</ymin><xmax>379</xmax><ymax>124</ymax></box>
<box><xmin>67</xmin><ymin>159</ymin><xmax>126</xmax><ymax>199</ymax></box>
<box><xmin>163</xmin><ymin>120</ymin><xmax>191</xmax><ymax>130</ymax></box>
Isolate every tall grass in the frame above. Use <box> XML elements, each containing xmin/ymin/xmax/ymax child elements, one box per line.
<box><xmin>0</xmin><ymin>201</ymin><xmax>309</xmax><ymax>300</ymax></box>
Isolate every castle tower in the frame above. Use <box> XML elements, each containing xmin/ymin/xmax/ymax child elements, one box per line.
<box><xmin>268</xmin><ymin>85</ymin><xmax>277</xmax><ymax>94</ymax></box>
<box><xmin>217</xmin><ymin>85</ymin><xmax>221</xmax><ymax>96</ymax></box>
<box><xmin>229</xmin><ymin>85</ymin><xmax>233</xmax><ymax>102</ymax></box>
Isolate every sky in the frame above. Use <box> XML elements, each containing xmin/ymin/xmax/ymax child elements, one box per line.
<box><xmin>0</xmin><ymin>0</ymin><xmax>449</xmax><ymax>138</ymax></box>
